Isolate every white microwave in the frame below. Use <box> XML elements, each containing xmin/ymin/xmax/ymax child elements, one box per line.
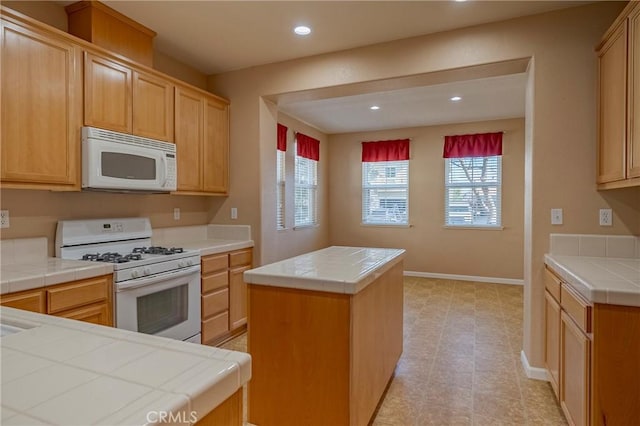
<box><xmin>82</xmin><ymin>126</ymin><xmax>177</xmax><ymax>192</ymax></box>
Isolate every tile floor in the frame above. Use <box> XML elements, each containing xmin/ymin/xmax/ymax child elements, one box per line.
<box><xmin>222</xmin><ymin>277</ymin><xmax>567</xmax><ymax>425</ymax></box>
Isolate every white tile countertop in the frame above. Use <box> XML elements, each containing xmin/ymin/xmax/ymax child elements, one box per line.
<box><xmin>0</xmin><ymin>238</ymin><xmax>113</xmax><ymax>295</ymax></box>
<box><xmin>152</xmin><ymin>224</ymin><xmax>254</xmax><ymax>256</ymax></box>
<box><xmin>545</xmin><ymin>234</ymin><xmax>640</xmax><ymax>307</ymax></box>
<box><xmin>244</xmin><ymin>246</ymin><xmax>405</xmax><ymax>294</ymax></box>
<box><xmin>0</xmin><ymin>306</ymin><xmax>251</xmax><ymax>426</ymax></box>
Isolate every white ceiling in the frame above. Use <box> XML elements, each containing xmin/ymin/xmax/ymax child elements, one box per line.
<box><xmin>278</xmin><ymin>73</ymin><xmax>528</xmax><ymax>133</ymax></box>
<box><xmin>64</xmin><ymin>1</ymin><xmax>584</xmax><ymax>133</ymax></box>
<box><xmin>96</xmin><ymin>1</ymin><xmax>588</xmax><ymax>76</ymax></box>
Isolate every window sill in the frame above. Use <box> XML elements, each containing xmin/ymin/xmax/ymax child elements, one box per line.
<box><xmin>294</xmin><ymin>224</ymin><xmax>319</xmax><ymax>230</ymax></box>
<box><xmin>361</xmin><ymin>223</ymin><xmax>412</xmax><ymax>228</ymax></box>
<box><xmin>442</xmin><ymin>225</ymin><xmax>504</xmax><ymax>231</ymax></box>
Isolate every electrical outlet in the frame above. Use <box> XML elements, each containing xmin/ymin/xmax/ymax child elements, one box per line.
<box><xmin>599</xmin><ymin>208</ymin><xmax>612</xmax><ymax>226</ymax></box>
<box><xmin>231</xmin><ymin>207</ymin><xmax>238</xmax><ymax>220</ymax></box>
<box><xmin>173</xmin><ymin>208</ymin><xmax>180</xmax><ymax>220</ymax></box>
<box><xmin>551</xmin><ymin>208</ymin><xmax>563</xmax><ymax>225</ymax></box>
<box><xmin>0</xmin><ymin>210</ymin><xmax>9</xmax><ymax>228</ymax></box>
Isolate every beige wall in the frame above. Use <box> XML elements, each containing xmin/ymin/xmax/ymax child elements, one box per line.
<box><xmin>0</xmin><ymin>189</ymin><xmax>210</xmax><ymax>256</ymax></box>
<box><xmin>209</xmin><ymin>2</ymin><xmax>639</xmax><ymax>370</ymax></box>
<box><xmin>329</xmin><ymin>118</ymin><xmax>525</xmax><ymax>280</ymax></box>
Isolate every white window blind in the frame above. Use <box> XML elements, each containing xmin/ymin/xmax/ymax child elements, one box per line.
<box><xmin>362</xmin><ymin>160</ymin><xmax>409</xmax><ymax>225</ymax></box>
<box><xmin>276</xmin><ymin>149</ymin><xmax>286</xmax><ymax>229</ymax></box>
<box><xmin>294</xmin><ymin>153</ymin><xmax>318</xmax><ymax>227</ymax></box>
<box><xmin>445</xmin><ymin>156</ymin><xmax>502</xmax><ymax>227</ymax></box>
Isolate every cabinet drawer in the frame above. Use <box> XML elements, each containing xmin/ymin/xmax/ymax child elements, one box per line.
<box><xmin>56</xmin><ymin>303</ymin><xmax>112</xmax><ymax>327</ymax></box>
<box><xmin>202</xmin><ymin>288</ymin><xmax>229</xmax><ymax>318</ymax></box>
<box><xmin>47</xmin><ymin>276</ymin><xmax>110</xmax><ymax>314</ymax></box>
<box><xmin>544</xmin><ymin>267</ymin><xmax>562</xmax><ymax>302</ymax></box>
<box><xmin>230</xmin><ymin>249</ymin><xmax>252</xmax><ymax>268</ymax></box>
<box><xmin>561</xmin><ymin>284</ymin><xmax>592</xmax><ymax>333</ymax></box>
<box><xmin>202</xmin><ymin>270</ymin><xmax>228</xmax><ymax>293</ymax></box>
<box><xmin>202</xmin><ymin>310</ymin><xmax>229</xmax><ymax>343</ymax></box>
<box><xmin>0</xmin><ymin>289</ymin><xmax>46</xmax><ymax>313</ymax></box>
<box><xmin>202</xmin><ymin>253</ymin><xmax>228</xmax><ymax>274</ymax></box>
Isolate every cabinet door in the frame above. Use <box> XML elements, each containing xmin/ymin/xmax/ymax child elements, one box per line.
<box><xmin>545</xmin><ymin>291</ymin><xmax>561</xmax><ymax>399</ymax></box>
<box><xmin>133</xmin><ymin>70</ymin><xmax>174</xmax><ymax>142</ymax></box>
<box><xmin>175</xmin><ymin>86</ymin><xmax>203</xmax><ymax>191</ymax></box>
<box><xmin>229</xmin><ymin>265</ymin><xmax>250</xmax><ymax>330</ymax></box>
<box><xmin>203</xmin><ymin>96</ymin><xmax>229</xmax><ymax>194</ymax></box>
<box><xmin>597</xmin><ymin>21</ymin><xmax>628</xmax><ymax>183</ymax></box>
<box><xmin>561</xmin><ymin>311</ymin><xmax>590</xmax><ymax>426</ymax></box>
<box><xmin>84</xmin><ymin>52</ymin><xmax>132</xmax><ymax>133</ymax></box>
<box><xmin>0</xmin><ymin>289</ymin><xmax>46</xmax><ymax>313</ymax></box>
<box><xmin>1</xmin><ymin>20</ymin><xmax>80</xmax><ymax>189</ymax></box>
<box><xmin>629</xmin><ymin>6</ymin><xmax>640</xmax><ymax>178</ymax></box>
<box><xmin>56</xmin><ymin>303</ymin><xmax>111</xmax><ymax>327</ymax></box>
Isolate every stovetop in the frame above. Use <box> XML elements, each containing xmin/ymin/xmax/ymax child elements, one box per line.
<box><xmin>80</xmin><ymin>247</ymin><xmax>186</xmax><ymax>264</ymax></box>
<box><xmin>56</xmin><ymin>218</ymin><xmax>201</xmax><ymax>282</ymax></box>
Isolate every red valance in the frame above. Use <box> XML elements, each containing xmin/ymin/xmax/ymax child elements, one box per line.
<box><xmin>361</xmin><ymin>139</ymin><xmax>410</xmax><ymax>162</ymax></box>
<box><xmin>443</xmin><ymin>132</ymin><xmax>503</xmax><ymax>158</ymax></box>
<box><xmin>296</xmin><ymin>133</ymin><xmax>320</xmax><ymax>161</ymax></box>
<box><xmin>277</xmin><ymin>123</ymin><xmax>288</xmax><ymax>151</ymax></box>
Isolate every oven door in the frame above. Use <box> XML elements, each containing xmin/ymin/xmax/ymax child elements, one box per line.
<box><xmin>115</xmin><ymin>265</ymin><xmax>201</xmax><ymax>342</ymax></box>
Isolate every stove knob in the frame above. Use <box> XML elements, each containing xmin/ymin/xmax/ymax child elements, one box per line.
<box><xmin>186</xmin><ymin>259</ymin><xmax>193</xmax><ymax>266</ymax></box>
<box><xmin>143</xmin><ymin>267</ymin><xmax>151</xmax><ymax>275</ymax></box>
<box><xmin>178</xmin><ymin>261</ymin><xmax>185</xmax><ymax>268</ymax></box>
<box><xmin>131</xmin><ymin>270</ymin><xmax>139</xmax><ymax>279</ymax></box>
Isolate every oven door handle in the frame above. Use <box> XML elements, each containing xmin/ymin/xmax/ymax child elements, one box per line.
<box><xmin>116</xmin><ymin>265</ymin><xmax>201</xmax><ymax>291</ymax></box>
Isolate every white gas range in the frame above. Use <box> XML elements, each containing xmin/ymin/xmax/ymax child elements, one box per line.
<box><xmin>56</xmin><ymin>217</ymin><xmax>201</xmax><ymax>343</ymax></box>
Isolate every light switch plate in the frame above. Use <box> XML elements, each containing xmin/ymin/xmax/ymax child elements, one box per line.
<box><xmin>231</xmin><ymin>207</ymin><xmax>238</xmax><ymax>220</ymax></box>
<box><xmin>173</xmin><ymin>208</ymin><xmax>180</xmax><ymax>220</ymax></box>
<box><xmin>551</xmin><ymin>208</ymin><xmax>563</xmax><ymax>225</ymax></box>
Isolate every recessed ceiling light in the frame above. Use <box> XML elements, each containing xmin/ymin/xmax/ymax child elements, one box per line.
<box><xmin>370</xmin><ymin>105</ymin><xmax>380</xmax><ymax>110</ymax></box>
<box><xmin>294</xmin><ymin>26</ymin><xmax>311</xmax><ymax>36</ymax></box>
<box><xmin>454</xmin><ymin>0</ymin><xmax>467</xmax><ymax>2</ymax></box>
<box><xmin>450</xmin><ymin>96</ymin><xmax>462</xmax><ymax>102</ymax></box>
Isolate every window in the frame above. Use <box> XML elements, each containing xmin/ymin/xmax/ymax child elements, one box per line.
<box><xmin>276</xmin><ymin>149</ymin><xmax>286</xmax><ymax>229</ymax></box>
<box><xmin>445</xmin><ymin>156</ymin><xmax>502</xmax><ymax>227</ymax></box>
<box><xmin>362</xmin><ymin>161</ymin><xmax>409</xmax><ymax>225</ymax></box>
<box><xmin>276</xmin><ymin>123</ymin><xmax>287</xmax><ymax>229</ymax></box>
<box><xmin>361</xmin><ymin>139</ymin><xmax>410</xmax><ymax>226</ymax></box>
<box><xmin>294</xmin><ymin>133</ymin><xmax>319</xmax><ymax>227</ymax></box>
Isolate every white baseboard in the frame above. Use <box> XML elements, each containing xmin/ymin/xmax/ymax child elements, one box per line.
<box><xmin>404</xmin><ymin>270</ymin><xmax>524</xmax><ymax>286</ymax></box>
<box><xmin>520</xmin><ymin>350</ymin><xmax>549</xmax><ymax>381</ymax></box>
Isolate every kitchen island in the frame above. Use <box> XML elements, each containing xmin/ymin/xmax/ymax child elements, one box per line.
<box><xmin>0</xmin><ymin>306</ymin><xmax>250</xmax><ymax>426</ymax></box>
<box><xmin>244</xmin><ymin>246</ymin><xmax>405</xmax><ymax>426</ymax></box>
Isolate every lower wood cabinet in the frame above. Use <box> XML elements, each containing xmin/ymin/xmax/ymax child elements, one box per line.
<box><xmin>201</xmin><ymin>248</ymin><xmax>252</xmax><ymax>346</ymax></box>
<box><xmin>0</xmin><ymin>274</ymin><xmax>113</xmax><ymax>327</ymax></box>
<box><xmin>544</xmin><ymin>290</ymin><xmax>561</xmax><ymax>398</ymax></box>
<box><xmin>560</xmin><ymin>310</ymin><xmax>590</xmax><ymax>426</ymax></box>
<box><xmin>545</xmin><ymin>265</ymin><xmax>640</xmax><ymax>426</ymax></box>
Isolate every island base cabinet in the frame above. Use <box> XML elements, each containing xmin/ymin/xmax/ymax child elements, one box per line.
<box><xmin>195</xmin><ymin>388</ymin><xmax>242</xmax><ymax>426</ymax></box>
<box><xmin>248</xmin><ymin>261</ymin><xmax>404</xmax><ymax>426</ymax></box>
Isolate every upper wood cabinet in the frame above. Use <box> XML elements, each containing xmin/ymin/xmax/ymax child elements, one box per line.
<box><xmin>204</xmin><ymin>97</ymin><xmax>230</xmax><ymax>194</ymax></box>
<box><xmin>84</xmin><ymin>52</ymin><xmax>174</xmax><ymax>142</ymax></box>
<box><xmin>175</xmin><ymin>84</ymin><xmax>229</xmax><ymax>195</ymax></box>
<box><xmin>0</xmin><ymin>16</ymin><xmax>81</xmax><ymax>190</ymax></box>
<box><xmin>597</xmin><ymin>2</ymin><xmax>640</xmax><ymax>189</ymax></box>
